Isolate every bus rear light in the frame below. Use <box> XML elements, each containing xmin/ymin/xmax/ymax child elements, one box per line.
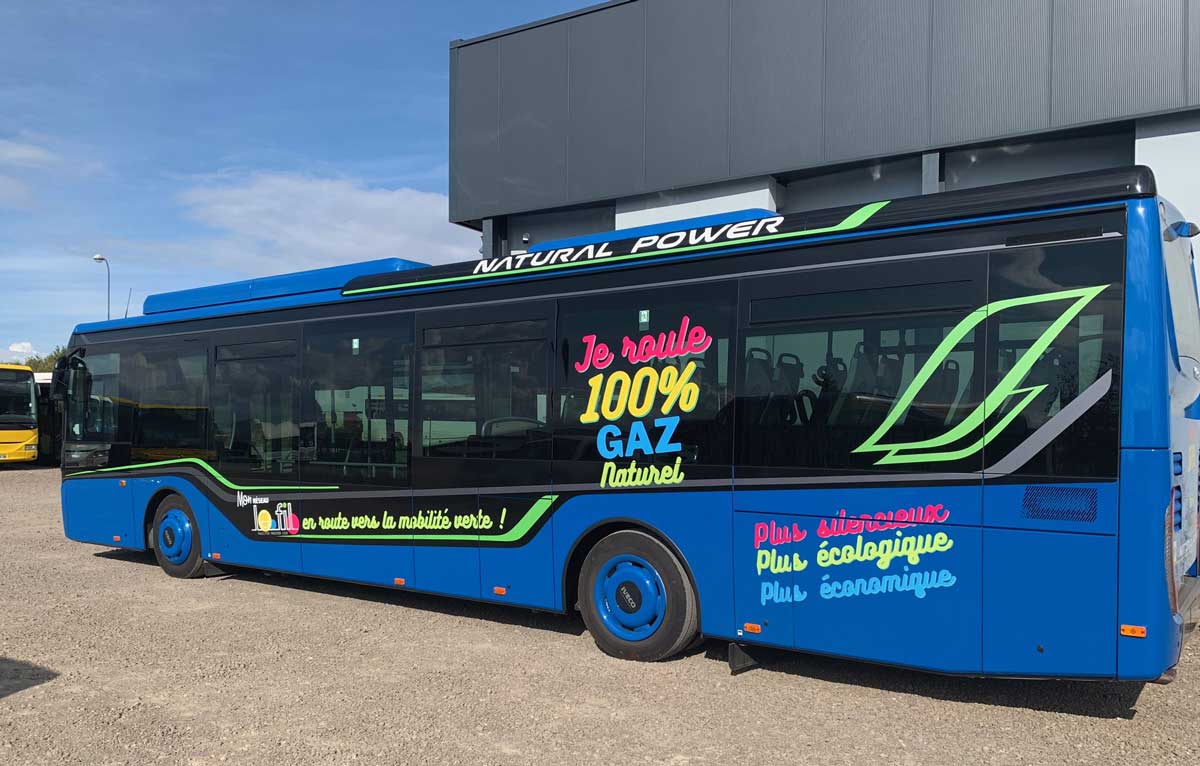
<box><xmin>1166</xmin><ymin>504</ymin><xmax>1179</xmax><ymax>614</ymax></box>
<box><xmin>743</xmin><ymin>623</ymin><xmax>762</xmax><ymax>634</ymax></box>
<box><xmin>493</xmin><ymin>586</ymin><xmax>508</xmax><ymax>596</ymax></box>
<box><xmin>393</xmin><ymin>577</ymin><xmax>406</xmax><ymax>587</ymax></box>
<box><xmin>1120</xmin><ymin>625</ymin><xmax>1147</xmax><ymax>638</ymax></box>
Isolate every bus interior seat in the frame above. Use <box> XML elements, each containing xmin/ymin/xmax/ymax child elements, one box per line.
<box><xmin>744</xmin><ymin>348</ymin><xmax>773</xmax><ymax>396</ymax></box>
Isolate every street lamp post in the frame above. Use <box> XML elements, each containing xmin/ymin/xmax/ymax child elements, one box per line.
<box><xmin>92</xmin><ymin>254</ymin><xmax>110</xmax><ymax>320</ymax></box>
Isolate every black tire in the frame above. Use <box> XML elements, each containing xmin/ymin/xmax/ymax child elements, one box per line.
<box><xmin>149</xmin><ymin>494</ymin><xmax>205</xmax><ymax>579</ymax></box>
<box><xmin>578</xmin><ymin>529</ymin><xmax>699</xmax><ymax>661</ymax></box>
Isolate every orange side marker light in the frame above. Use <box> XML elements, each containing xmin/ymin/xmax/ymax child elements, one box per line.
<box><xmin>112</xmin><ymin>535</ymin><xmax>121</xmax><ymax>542</ymax></box>
<box><xmin>493</xmin><ymin>586</ymin><xmax>508</xmax><ymax>596</ymax></box>
<box><xmin>1120</xmin><ymin>624</ymin><xmax>1147</xmax><ymax>638</ymax></box>
<box><xmin>119</xmin><ymin>480</ymin><xmax>127</xmax><ymax>487</ymax></box>
<box><xmin>393</xmin><ymin>577</ymin><xmax>406</xmax><ymax>587</ymax></box>
<box><xmin>211</xmin><ymin>552</ymin><xmax>221</xmax><ymax>561</ymax></box>
<box><xmin>743</xmin><ymin>623</ymin><xmax>762</xmax><ymax>635</ymax></box>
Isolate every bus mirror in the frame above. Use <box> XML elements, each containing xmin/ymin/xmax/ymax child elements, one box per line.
<box><xmin>50</xmin><ymin>351</ymin><xmax>79</xmax><ymax>401</ymax></box>
<box><xmin>1167</xmin><ymin>221</ymin><xmax>1199</xmax><ymax>241</ymax></box>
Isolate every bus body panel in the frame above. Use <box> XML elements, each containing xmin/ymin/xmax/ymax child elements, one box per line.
<box><xmin>206</xmin><ymin>497</ymin><xmax>303</xmax><ymax>573</ymax></box>
<box><xmin>982</xmin><ymin>527</ymin><xmax>1116</xmax><ymax>677</ymax></box>
<box><xmin>732</xmin><ymin>485</ymin><xmax>982</xmax><ymax>673</ymax></box>
<box><xmin>1121</xmin><ymin>200</ymin><xmax>1171</xmax><ymax>450</ymax></box>
<box><xmin>981</xmin><ymin>482</ymin><xmax>1118</xmax><ymax>535</ymax></box>
<box><xmin>302</xmin><ymin>540</ymin><xmax>415</xmax><ymax>591</ymax></box>
<box><xmin>1116</xmin><ymin>448</ymin><xmax>1179</xmax><ymax>679</ymax></box>
<box><xmin>61</xmin><ymin>478</ymin><xmax>133</xmax><ymax>547</ymax></box>
<box><xmin>478</xmin><ymin>502</ymin><xmax>556</xmax><ymax>609</ymax></box>
<box><xmin>1112</xmin><ymin>197</ymin><xmax>1197</xmax><ymax>679</ymax></box>
<box><xmin>413</xmin><ymin>543</ymin><xmax>481</xmax><ymax>600</ymax></box>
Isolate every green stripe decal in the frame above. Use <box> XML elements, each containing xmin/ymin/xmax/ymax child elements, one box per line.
<box><xmin>343</xmin><ymin>201</ymin><xmax>891</xmax><ymax>296</ymax></box>
<box><xmin>66</xmin><ymin>458</ymin><xmax>339</xmax><ymax>492</ymax></box>
<box><xmin>293</xmin><ymin>494</ymin><xmax>559</xmax><ymax>543</ymax></box>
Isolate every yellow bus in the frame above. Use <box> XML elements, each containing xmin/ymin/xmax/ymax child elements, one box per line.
<box><xmin>0</xmin><ymin>363</ymin><xmax>38</xmax><ymax>463</ymax></box>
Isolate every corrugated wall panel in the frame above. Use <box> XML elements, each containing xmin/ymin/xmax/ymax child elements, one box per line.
<box><xmin>567</xmin><ymin>1</ymin><xmax>646</xmax><ymax>202</ymax></box>
<box><xmin>823</xmin><ymin>0</ymin><xmax>932</xmax><ymax>162</ymax></box>
<box><xmin>729</xmin><ymin>0</ymin><xmax>824</xmax><ymax>177</ymax></box>
<box><xmin>1190</xmin><ymin>0</ymin><xmax>1200</xmax><ymax>106</ymax></box>
<box><xmin>449</xmin><ymin>0</ymin><xmax>1196</xmax><ymax>223</ymax></box>
<box><xmin>497</xmin><ymin>24</ymin><xmax>569</xmax><ymax>213</ymax></box>
<box><xmin>1051</xmin><ymin>0</ymin><xmax>1186</xmax><ymax>126</ymax></box>
<box><xmin>449</xmin><ymin>40</ymin><xmax>500</xmax><ymax>222</ymax></box>
<box><xmin>643</xmin><ymin>0</ymin><xmax>731</xmax><ymax>190</ymax></box>
<box><xmin>931</xmin><ymin>0</ymin><xmax>1051</xmax><ymax>146</ymax></box>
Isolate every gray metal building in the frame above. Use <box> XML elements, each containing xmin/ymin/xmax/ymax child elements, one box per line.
<box><xmin>450</xmin><ymin>0</ymin><xmax>1200</xmax><ymax>256</ymax></box>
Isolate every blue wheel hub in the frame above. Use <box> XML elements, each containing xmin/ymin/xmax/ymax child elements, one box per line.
<box><xmin>158</xmin><ymin>509</ymin><xmax>193</xmax><ymax>565</ymax></box>
<box><xmin>593</xmin><ymin>553</ymin><xmax>666</xmax><ymax>642</ymax></box>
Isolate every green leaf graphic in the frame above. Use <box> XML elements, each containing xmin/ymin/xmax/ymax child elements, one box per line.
<box><xmin>853</xmin><ymin>284</ymin><xmax>1109</xmax><ymax>465</ymax></box>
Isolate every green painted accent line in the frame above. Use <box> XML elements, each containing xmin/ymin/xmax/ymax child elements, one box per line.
<box><xmin>293</xmin><ymin>494</ymin><xmax>559</xmax><ymax>543</ymax></box>
<box><xmin>65</xmin><ymin>458</ymin><xmax>339</xmax><ymax>492</ymax></box>
<box><xmin>344</xmin><ymin>201</ymin><xmax>891</xmax><ymax>296</ymax></box>
<box><xmin>853</xmin><ymin>284</ymin><xmax>1110</xmax><ymax>465</ymax></box>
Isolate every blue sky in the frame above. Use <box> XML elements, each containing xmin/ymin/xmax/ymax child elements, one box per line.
<box><xmin>0</xmin><ymin>0</ymin><xmax>591</xmax><ymax>360</ymax></box>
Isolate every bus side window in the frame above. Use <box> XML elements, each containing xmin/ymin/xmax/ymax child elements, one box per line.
<box><xmin>735</xmin><ymin>279</ymin><xmax>984</xmax><ymax>476</ymax></box>
<box><xmin>414</xmin><ymin>317</ymin><xmax>551</xmax><ymax>488</ymax></box>
<box><xmin>301</xmin><ymin>316</ymin><xmax>414</xmax><ymax>488</ymax></box>
<box><xmin>984</xmin><ymin>241</ymin><xmax>1125</xmax><ymax>479</ymax></box>
<box><xmin>553</xmin><ymin>284</ymin><xmax>736</xmax><ymax>486</ymax></box>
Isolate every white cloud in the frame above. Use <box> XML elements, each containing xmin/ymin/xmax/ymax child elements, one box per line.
<box><xmin>0</xmin><ymin>138</ymin><xmax>60</xmax><ymax>168</ymax></box>
<box><xmin>0</xmin><ymin>174</ymin><xmax>34</xmax><ymax>209</ymax></box>
<box><xmin>7</xmin><ymin>341</ymin><xmax>34</xmax><ymax>356</ymax></box>
<box><xmin>178</xmin><ymin>172</ymin><xmax>480</xmax><ymax>274</ymax></box>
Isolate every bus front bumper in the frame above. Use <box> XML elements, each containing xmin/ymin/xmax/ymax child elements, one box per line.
<box><xmin>0</xmin><ymin>431</ymin><xmax>38</xmax><ymax>463</ymax></box>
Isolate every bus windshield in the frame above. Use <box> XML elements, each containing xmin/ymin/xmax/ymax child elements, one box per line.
<box><xmin>0</xmin><ymin>368</ymin><xmax>37</xmax><ymax>431</ymax></box>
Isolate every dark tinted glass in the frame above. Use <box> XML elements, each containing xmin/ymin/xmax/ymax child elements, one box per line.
<box><xmin>419</xmin><ymin>340</ymin><xmax>549</xmax><ymax>460</ymax></box>
<box><xmin>0</xmin><ymin>368</ymin><xmax>36</xmax><ymax>430</ymax></box>
<box><xmin>212</xmin><ymin>357</ymin><xmax>298</xmax><ymax>483</ymax></box>
<box><xmin>301</xmin><ymin>316</ymin><xmax>413</xmax><ymax>487</ymax></box>
<box><xmin>65</xmin><ymin>349</ymin><xmax>129</xmax><ymax>443</ymax></box>
<box><xmin>750</xmin><ymin>282</ymin><xmax>972</xmax><ymax>324</ymax></box>
<box><xmin>127</xmin><ymin>347</ymin><xmax>209</xmax><ymax>457</ymax></box>
<box><xmin>217</xmin><ymin>340</ymin><xmax>296</xmax><ymax>360</ymax></box>
<box><xmin>424</xmin><ymin>319</ymin><xmax>547</xmax><ymax>346</ymax></box>
<box><xmin>982</xmin><ymin>240</ymin><xmax>1124</xmax><ymax>479</ymax></box>
<box><xmin>555</xmin><ymin>283</ymin><xmax>736</xmax><ymax>486</ymax></box>
<box><xmin>736</xmin><ymin>289</ymin><xmax>985</xmax><ymax>476</ymax></box>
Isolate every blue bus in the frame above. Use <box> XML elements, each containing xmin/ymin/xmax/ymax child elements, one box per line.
<box><xmin>58</xmin><ymin>166</ymin><xmax>1199</xmax><ymax>679</ymax></box>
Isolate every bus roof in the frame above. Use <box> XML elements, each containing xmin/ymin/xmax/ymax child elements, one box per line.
<box><xmin>72</xmin><ymin>165</ymin><xmax>1156</xmax><ymax>338</ymax></box>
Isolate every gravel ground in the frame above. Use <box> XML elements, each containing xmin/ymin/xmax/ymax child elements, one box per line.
<box><xmin>1</xmin><ymin>467</ymin><xmax>1198</xmax><ymax>765</ymax></box>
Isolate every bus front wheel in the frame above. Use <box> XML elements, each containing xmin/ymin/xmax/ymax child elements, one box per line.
<box><xmin>578</xmin><ymin>530</ymin><xmax>698</xmax><ymax>661</ymax></box>
<box><xmin>150</xmin><ymin>494</ymin><xmax>204</xmax><ymax>579</ymax></box>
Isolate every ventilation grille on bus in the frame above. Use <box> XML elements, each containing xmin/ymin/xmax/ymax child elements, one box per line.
<box><xmin>1021</xmin><ymin>486</ymin><xmax>1098</xmax><ymax>523</ymax></box>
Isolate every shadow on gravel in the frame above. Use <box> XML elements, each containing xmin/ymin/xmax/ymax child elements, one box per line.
<box><xmin>94</xmin><ymin>549</ymin><xmax>157</xmax><ymax>566</ymax></box>
<box><xmin>0</xmin><ymin>657</ymin><xmax>58</xmax><ymax>700</ymax></box>
<box><xmin>222</xmin><ymin>564</ymin><xmax>588</xmax><ymax>637</ymax></box>
<box><xmin>94</xmin><ymin>550</ymin><xmax>586</xmax><ymax>636</ymax></box>
<box><xmin>702</xmin><ymin>642</ymin><xmax>1145</xmax><ymax>720</ymax></box>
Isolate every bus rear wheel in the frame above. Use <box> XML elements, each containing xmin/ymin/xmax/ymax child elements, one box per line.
<box><xmin>150</xmin><ymin>494</ymin><xmax>204</xmax><ymax>579</ymax></box>
<box><xmin>578</xmin><ymin>530</ymin><xmax>698</xmax><ymax>661</ymax></box>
